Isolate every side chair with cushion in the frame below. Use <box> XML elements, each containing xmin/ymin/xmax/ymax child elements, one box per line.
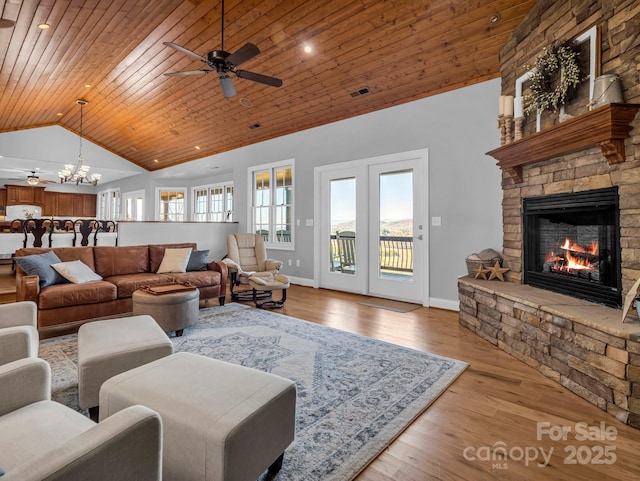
<box><xmin>0</xmin><ymin>357</ymin><xmax>163</xmax><ymax>481</ymax></box>
<box><xmin>223</xmin><ymin>233</ymin><xmax>283</xmax><ymax>301</ymax></box>
<box><xmin>0</xmin><ymin>301</ymin><xmax>38</xmax><ymax>366</ymax></box>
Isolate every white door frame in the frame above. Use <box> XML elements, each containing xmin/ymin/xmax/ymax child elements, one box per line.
<box><xmin>313</xmin><ymin>149</ymin><xmax>429</xmax><ymax>305</ymax></box>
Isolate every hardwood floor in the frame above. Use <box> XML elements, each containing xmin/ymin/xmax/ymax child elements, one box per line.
<box><xmin>3</xmin><ymin>266</ymin><xmax>640</xmax><ymax>480</ymax></box>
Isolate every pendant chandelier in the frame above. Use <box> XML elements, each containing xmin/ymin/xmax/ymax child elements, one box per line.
<box><xmin>59</xmin><ymin>99</ymin><xmax>101</xmax><ymax>186</ymax></box>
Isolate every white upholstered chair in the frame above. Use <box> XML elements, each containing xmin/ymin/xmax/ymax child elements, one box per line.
<box><xmin>0</xmin><ymin>301</ymin><xmax>39</xmax><ymax>366</ymax></box>
<box><xmin>0</xmin><ymin>357</ymin><xmax>163</xmax><ymax>481</ymax></box>
<box><xmin>223</xmin><ymin>233</ymin><xmax>283</xmax><ymax>301</ymax></box>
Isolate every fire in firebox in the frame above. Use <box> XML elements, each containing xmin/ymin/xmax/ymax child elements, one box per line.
<box><xmin>544</xmin><ymin>238</ymin><xmax>600</xmax><ymax>280</ymax></box>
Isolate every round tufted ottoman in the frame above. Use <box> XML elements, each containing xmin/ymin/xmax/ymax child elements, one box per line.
<box><xmin>132</xmin><ymin>287</ymin><xmax>199</xmax><ymax>336</ymax></box>
<box><xmin>248</xmin><ymin>274</ymin><xmax>290</xmax><ymax>308</ymax></box>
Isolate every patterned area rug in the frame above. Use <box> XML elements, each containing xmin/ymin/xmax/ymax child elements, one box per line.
<box><xmin>40</xmin><ymin>303</ymin><xmax>467</xmax><ymax>481</ymax></box>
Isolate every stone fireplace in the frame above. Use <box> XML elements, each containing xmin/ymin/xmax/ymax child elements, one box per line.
<box><xmin>522</xmin><ymin>187</ymin><xmax>621</xmax><ymax>308</ymax></box>
<box><xmin>457</xmin><ymin>1</ymin><xmax>640</xmax><ymax>427</ymax></box>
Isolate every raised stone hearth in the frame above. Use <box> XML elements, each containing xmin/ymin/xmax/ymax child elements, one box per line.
<box><xmin>459</xmin><ymin>277</ymin><xmax>640</xmax><ymax>427</ymax></box>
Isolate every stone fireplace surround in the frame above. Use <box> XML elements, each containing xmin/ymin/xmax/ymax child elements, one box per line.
<box><xmin>458</xmin><ymin>1</ymin><xmax>640</xmax><ymax>427</ymax></box>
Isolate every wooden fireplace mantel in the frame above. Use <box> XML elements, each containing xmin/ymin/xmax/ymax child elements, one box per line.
<box><xmin>486</xmin><ymin>103</ymin><xmax>640</xmax><ymax>183</ymax></box>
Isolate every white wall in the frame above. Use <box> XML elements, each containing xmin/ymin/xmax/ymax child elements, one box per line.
<box><xmin>2</xmin><ymin>79</ymin><xmax>504</xmax><ymax>306</ymax></box>
<box><xmin>117</xmin><ymin>221</ymin><xmax>238</xmax><ymax>260</ymax></box>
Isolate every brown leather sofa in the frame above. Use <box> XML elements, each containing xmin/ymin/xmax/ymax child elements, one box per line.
<box><xmin>15</xmin><ymin>243</ymin><xmax>227</xmax><ymax>339</ymax></box>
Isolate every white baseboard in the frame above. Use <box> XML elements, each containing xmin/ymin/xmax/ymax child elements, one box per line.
<box><xmin>288</xmin><ymin>276</ymin><xmax>315</xmax><ymax>287</ymax></box>
<box><xmin>428</xmin><ymin>297</ymin><xmax>460</xmax><ymax>311</ymax></box>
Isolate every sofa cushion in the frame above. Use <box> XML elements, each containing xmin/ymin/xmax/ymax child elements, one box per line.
<box><xmin>15</xmin><ymin>251</ymin><xmax>68</xmax><ymax>288</ymax></box>
<box><xmin>149</xmin><ymin>243</ymin><xmax>197</xmax><ymax>273</ymax></box>
<box><xmin>94</xmin><ymin>246</ymin><xmax>149</xmax><ymax>278</ymax></box>
<box><xmin>105</xmin><ymin>274</ymin><xmax>175</xmax><ymax>299</ymax></box>
<box><xmin>169</xmin><ymin>270</ymin><xmax>222</xmax><ymax>289</ymax></box>
<box><xmin>157</xmin><ymin>248</ymin><xmax>192</xmax><ymax>274</ymax></box>
<box><xmin>52</xmin><ymin>260</ymin><xmax>103</xmax><ymax>284</ymax></box>
<box><xmin>186</xmin><ymin>250</ymin><xmax>210</xmax><ymax>271</ymax></box>
<box><xmin>37</xmin><ymin>281</ymin><xmax>117</xmax><ymax>310</ymax></box>
<box><xmin>52</xmin><ymin>247</ymin><xmax>97</xmax><ymax>270</ymax></box>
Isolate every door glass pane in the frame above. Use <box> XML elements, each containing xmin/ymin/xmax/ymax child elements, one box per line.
<box><xmin>135</xmin><ymin>196</ymin><xmax>143</xmax><ymax>220</ymax></box>
<box><xmin>330</xmin><ymin>177</ymin><xmax>356</xmax><ymax>274</ymax></box>
<box><xmin>378</xmin><ymin>170</ymin><xmax>413</xmax><ymax>281</ymax></box>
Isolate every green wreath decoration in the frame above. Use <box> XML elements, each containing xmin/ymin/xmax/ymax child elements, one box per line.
<box><xmin>523</xmin><ymin>42</ymin><xmax>582</xmax><ymax>115</ymax></box>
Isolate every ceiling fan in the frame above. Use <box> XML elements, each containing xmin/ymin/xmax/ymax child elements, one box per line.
<box><xmin>7</xmin><ymin>170</ymin><xmax>56</xmax><ymax>186</ymax></box>
<box><xmin>163</xmin><ymin>0</ymin><xmax>282</xmax><ymax>98</ymax></box>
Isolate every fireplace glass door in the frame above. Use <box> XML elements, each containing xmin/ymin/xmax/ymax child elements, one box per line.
<box><xmin>523</xmin><ymin>187</ymin><xmax>621</xmax><ymax>307</ymax></box>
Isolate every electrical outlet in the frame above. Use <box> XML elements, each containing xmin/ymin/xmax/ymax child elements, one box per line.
<box><xmin>296</xmin><ymin>259</ymin><xmax>300</xmax><ymax>267</ymax></box>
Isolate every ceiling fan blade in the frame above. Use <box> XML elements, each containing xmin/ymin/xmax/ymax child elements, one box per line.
<box><xmin>165</xmin><ymin>69</ymin><xmax>212</xmax><ymax>77</ymax></box>
<box><xmin>235</xmin><ymin>70</ymin><xmax>283</xmax><ymax>88</ymax></box>
<box><xmin>219</xmin><ymin>74</ymin><xmax>236</xmax><ymax>98</ymax></box>
<box><xmin>226</xmin><ymin>43</ymin><xmax>260</xmax><ymax>67</ymax></box>
<box><xmin>163</xmin><ymin>42</ymin><xmax>209</xmax><ymax>63</ymax></box>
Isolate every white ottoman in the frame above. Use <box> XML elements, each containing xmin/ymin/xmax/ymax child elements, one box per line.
<box><xmin>100</xmin><ymin>352</ymin><xmax>297</xmax><ymax>481</ymax></box>
<box><xmin>77</xmin><ymin>315</ymin><xmax>174</xmax><ymax>414</ymax></box>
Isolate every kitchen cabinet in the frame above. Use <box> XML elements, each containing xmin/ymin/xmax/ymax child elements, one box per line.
<box><xmin>5</xmin><ymin>185</ymin><xmax>46</xmax><ymax>206</ymax></box>
<box><xmin>4</xmin><ymin>185</ymin><xmax>97</xmax><ymax>217</ymax></box>
<box><xmin>56</xmin><ymin>193</ymin><xmax>75</xmax><ymax>216</ymax></box>
<box><xmin>43</xmin><ymin>191</ymin><xmax>58</xmax><ymax>216</ymax></box>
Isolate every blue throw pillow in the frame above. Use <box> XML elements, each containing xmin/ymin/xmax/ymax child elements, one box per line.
<box><xmin>15</xmin><ymin>251</ymin><xmax>68</xmax><ymax>288</ymax></box>
<box><xmin>186</xmin><ymin>249</ymin><xmax>210</xmax><ymax>271</ymax></box>
<box><xmin>0</xmin><ymin>466</ymin><xmax>4</xmax><ymax>476</ymax></box>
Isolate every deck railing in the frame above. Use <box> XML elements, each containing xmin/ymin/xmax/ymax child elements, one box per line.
<box><xmin>329</xmin><ymin>234</ymin><xmax>413</xmax><ymax>273</ymax></box>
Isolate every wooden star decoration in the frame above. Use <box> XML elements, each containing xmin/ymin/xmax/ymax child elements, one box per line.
<box><xmin>473</xmin><ymin>264</ymin><xmax>490</xmax><ymax>280</ymax></box>
<box><xmin>487</xmin><ymin>260</ymin><xmax>509</xmax><ymax>281</ymax></box>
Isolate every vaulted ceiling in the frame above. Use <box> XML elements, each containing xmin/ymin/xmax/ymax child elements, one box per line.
<box><xmin>0</xmin><ymin>0</ymin><xmax>535</xmax><ymax>173</ymax></box>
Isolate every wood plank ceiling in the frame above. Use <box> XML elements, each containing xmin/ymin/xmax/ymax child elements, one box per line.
<box><xmin>0</xmin><ymin>0</ymin><xmax>536</xmax><ymax>172</ymax></box>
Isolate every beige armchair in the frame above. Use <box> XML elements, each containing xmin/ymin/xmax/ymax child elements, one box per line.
<box><xmin>0</xmin><ymin>301</ymin><xmax>39</xmax><ymax>366</ymax></box>
<box><xmin>0</xmin><ymin>357</ymin><xmax>163</xmax><ymax>481</ymax></box>
<box><xmin>223</xmin><ymin>233</ymin><xmax>283</xmax><ymax>301</ymax></box>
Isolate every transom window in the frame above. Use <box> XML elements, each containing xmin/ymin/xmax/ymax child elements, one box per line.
<box><xmin>249</xmin><ymin>160</ymin><xmax>294</xmax><ymax>249</ymax></box>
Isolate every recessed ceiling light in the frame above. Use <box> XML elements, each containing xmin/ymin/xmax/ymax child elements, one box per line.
<box><xmin>85</xmin><ymin>84</ymin><xmax>91</xmax><ymax>88</ymax></box>
<box><xmin>488</xmin><ymin>13</ymin><xmax>501</xmax><ymax>24</ymax></box>
<box><xmin>239</xmin><ymin>97</ymin><xmax>253</xmax><ymax>108</ymax></box>
<box><xmin>303</xmin><ymin>44</ymin><xmax>312</xmax><ymax>54</ymax></box>
<box><xmin>154</xmin><ymin>159</ymin><xmax>159</xmax><ymax>163</ymax></box>
<box><xmin>195</xmin><ymin>145</ymin><xmax>201</xmax><ymax>150</ymax></box>
<box><xmin>57</xmin><ymin>112</ymin><xmax>63</xmax><ymax>116</ymax></box>
<box><xmin>37</xmin><ymin>22</ymin><xmax>50</xmax><ymax>29</ymax></box>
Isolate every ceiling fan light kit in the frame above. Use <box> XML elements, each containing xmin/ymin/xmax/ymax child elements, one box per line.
<box><xmin>163</xmin><ymin>0</ymin><xmax>282</xmax><ymax>98</ymax></box>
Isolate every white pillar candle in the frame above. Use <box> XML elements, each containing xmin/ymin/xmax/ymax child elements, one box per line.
<box><xmin>503</xmin><ymin>95</ymin><xmax>514</xmax><ymax>116</ymax></box>
<box><xmin>514</xmin><ymin>96</ymin><xmax>523</xmax><ymax>118</ymax></box>
<box><xmin>498</xmin><ymin>95</ymin><xmax>505</xmax><ymax>116</ymax></box>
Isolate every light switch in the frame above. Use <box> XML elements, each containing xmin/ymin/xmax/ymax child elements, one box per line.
<box><xmin>305</xmin><ymin>219</ymin><xmax>314</xmax><ymax>227</ymax></box>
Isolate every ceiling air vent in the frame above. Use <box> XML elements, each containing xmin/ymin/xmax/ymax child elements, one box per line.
<box><xmin>350</xmin><ymin>87</ymin><xmax>370</xmax><ymax>98</ymax></box>
<box><xmin>249</xmin><ymin>123</ymin><xmax>262</xmax><ymax>130</ymax></box>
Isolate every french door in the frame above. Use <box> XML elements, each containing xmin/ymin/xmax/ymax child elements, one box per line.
<box><xmin>316</xmin><ymin>150</ymin><xmax>427</xmax><ymax>304</ymax></box>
